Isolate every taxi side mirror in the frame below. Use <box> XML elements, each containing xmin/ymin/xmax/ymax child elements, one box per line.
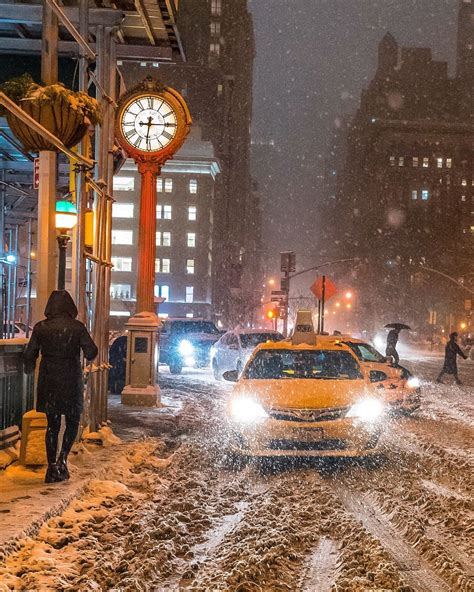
<box><xmin>223</xmin><ymin>370</ymin><xmax>239</xmax><ymax>382</ymax></box>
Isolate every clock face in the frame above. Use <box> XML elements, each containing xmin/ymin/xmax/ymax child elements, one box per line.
<box><xmin>120</xmin><ymin>95</ymin><xmax>178</xmax><ymax>153</ymax></box>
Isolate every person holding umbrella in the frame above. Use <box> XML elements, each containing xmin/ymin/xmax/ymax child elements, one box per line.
<box><xmin>384</xmin><ymin>323</ymin><xmax>411</xmax><ymax>366</ymax></box>
<box><xmin>436</xmin><ymin>332</ymin><xmax>468</xmax><ymax>386</ymax></box>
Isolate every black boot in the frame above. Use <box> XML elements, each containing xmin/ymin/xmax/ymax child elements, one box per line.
<box><xmin>56</xmin><ymin>452</ymin><xmax>70</xmax><ymax>481</ymax></box>
<box><xmin>45</xmin><ymin>463</ymin><xmax>62</xmax><ymax>483</ymax></box>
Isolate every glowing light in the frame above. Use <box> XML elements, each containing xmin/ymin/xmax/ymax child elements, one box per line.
<box><xmin>30</xmin><ymin>251</ymin><xmax>36</xmax><ymax>258</ymax></box>
<box><xmin>268</xmin><ymin>278</ymin><xmax>275</xmax><ymax>286</ymax></box>
<box><xmin>178</xmin><ymin>340</ymin><xmax>194</xmax><ymax>356</ymax></box>
<box><xmin>460</xmin><ymin>322</ymin><xmax>467</xmax><ymax>330</ymax></box>
<box><xmin>345</xmin><ymin>291</ymin><xmax>353</xmax><ymax>299</ymax></box>
<box><xmin>335</xmin><ymin>302</ymin><xmax>341</xmax><ymax>308</ymax></box>
<box><xmin>407</xmin><ymin>377</ymin><xmax>421</xmax><ymax>389</ymax></box>
<box><xmin>347</xmin><ymin>398</ymin><xmax>384</xmax><ymax>422</ymax></box>
<box><xmin>5</xmin><ymin>254</ymin><xmax>16</xmax><ymax>263</ymax></box>
<box><xmin>55</xmin><ymin>200</ymin><xmax>78</xmax><ymax>231</ymax></box>
<box><xmin>346</xmin><ymin>303</ymin><xmax>352</xmax><ymax>309</ymax></box>
<box><xmin>229</xmin><ymin>397</ymin><xmax>268</xmax><ymax>423</ymax></box>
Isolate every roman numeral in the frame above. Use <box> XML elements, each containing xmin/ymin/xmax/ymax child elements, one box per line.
<box><xmin>147</xmin><ymin>97</ymin><xmax>153</xmax><ymax>109</ymax></box>
<box><xmin>122</xmin><ymin>121</ymin><xmax>134</xmax><ymax>127</ymax></box>
<box><xmin>161</xmin><ymin>111</ymin><xmax>173</xmax><ymax>118</ymax></box>
<box><xmin>162</xmin><ymin>130</ymin><xmax>173</xmax><ymax>140</ymax></box>
<box><xmin>165</xmin><ymin>122</ymin><xmax>177</xmax><ymax>127</ymax></box>
<box><xmin>125</xmin><ymin>129</ymin><xmax>135</xmax><ymax>138</ymax></box>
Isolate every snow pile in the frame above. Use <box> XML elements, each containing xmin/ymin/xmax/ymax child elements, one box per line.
<box><xmin>81</xmin><ymin>424</ymin><xmax>122</xmax><ymax>447</ymax></box>
<box><xmin>0</xmin><ymin>442</ymin><xmax>19</xmax><ymax>470</ymax></box>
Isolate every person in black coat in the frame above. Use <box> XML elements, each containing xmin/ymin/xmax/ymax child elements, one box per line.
<box><xmin>436</xmin><ymin>332</ymin><xmax>468</xmax><ymax>385</ymax></box>
<box><xmin>24</xmin><ymin>291</ymin><xmax>98</xmax><ymax>483</ymax></box>
<box><xmin>386</xmin><ymin>328</ymin><xmax>400</xmax><ymax>365</ymax></box>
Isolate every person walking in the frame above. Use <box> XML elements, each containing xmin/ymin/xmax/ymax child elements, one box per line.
<box><xmin>24</xmin><ymin>291</ymin><xmax>98</xmax><ymax>483</ymax></box>
<box><xmin>436</xmin><ymin>331</ymin><xmax>468</xmax><ymax>385</ymax></box>
<box><xmin>385</xmin><ymin>328</ymin><xmax>400</xmax><ymax>365</ymax></box>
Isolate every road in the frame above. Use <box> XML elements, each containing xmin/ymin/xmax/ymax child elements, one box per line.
<box><xmin>0</xmin><ymin>354</ymin><xmax>472</xmax><ymax>591</ymax></box>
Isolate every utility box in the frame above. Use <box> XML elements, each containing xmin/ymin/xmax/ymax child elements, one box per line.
<box><xmin>121</xmin><ymin>312</ymin><xmax>162</xmax><ymax>407</ymax></box>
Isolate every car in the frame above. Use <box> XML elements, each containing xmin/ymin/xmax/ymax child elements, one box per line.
<box><xmin>223</xmin><ymin>315</ymin><xmax>386</xmax><ymax>460</ymax></box>
<box><xmin>319</xmin><ymin>335</ymin><xmax>421</xmax><ymax>414</ymax></box>
<box><xmin>158</xmin><ymin>318</ymin><xmax>221</xmax><ymax>374</ymax></box>
<box><xmin>3</xmin><ymin>322</ymin><xmax>33</xmax><ymax>338</ymax></box>
<box><xmin>210</xmin><ymin>328</ymin><xmax>284</xmax><ymax>380</ymax></box>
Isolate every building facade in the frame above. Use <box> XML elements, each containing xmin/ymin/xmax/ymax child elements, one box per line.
<box><xmin>325</xmin><ymin>0</ymin><xmax>473</xmax><ymax>332</ymax></box>
<box><xmin>109</xmin><ymin>128</ymin><xmax>220</xmax><ymax>327</ymax></box>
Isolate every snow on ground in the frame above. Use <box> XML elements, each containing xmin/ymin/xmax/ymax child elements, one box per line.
<box><xmin>0</xmin><ymin>357</ymin><xmax>472</xmax><ymax>591</ymax></box>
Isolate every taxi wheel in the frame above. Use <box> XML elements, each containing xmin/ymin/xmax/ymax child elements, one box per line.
<box><xmin>169</xmin><ymin>360</ymin><xmax>183</xmax><ymax>375</ymax></box>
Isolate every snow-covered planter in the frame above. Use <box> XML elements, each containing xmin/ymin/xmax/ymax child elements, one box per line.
<box><xmin>1</xmin><ymin>75</ymin><xmax>101</xmax><ymax>152</ymax></box>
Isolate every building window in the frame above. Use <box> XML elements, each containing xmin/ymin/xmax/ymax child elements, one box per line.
<box><xmin>186</xmin><ymin>259</ymin><xmax>195</xmax><ymax>274</ymax></box>
<box><xmin>185</xmin><ymin>286</ymin><xmax>194</xmax><ymax>303</ymax></box>
<box><xmin>446</xmin><ymin>158</ymin><xmax>452</xmax><ymax>168</ymax></box>
<box><xmin>187</xmin><ymin>232</ymin><xmax>196</xmax><ymax>247</ymax></box>
<box><xmin>423</xmin><ymin>157</ymin><xmax>429</xmax><ymax>168</ymax></box>
<box><xmin>437</xmin><ymin>157</ymin><xmax>443</xmax><ymax>168</ymax></box>
<box><xmin>217</xmin><ymin>83</ymin><xmax>223</xmax><ymax>96</ymax></box>
<box><xmin>411</xmin><ymin>190</ymin><xmax>418</xmax><ymax>200</ymax></box>
<box><xmin>157</xmin><ymin>205</ymin><xmax>172</xmax><ymax>219</ymax></box>
<box><xmin>412</xmin><ymin>157</ymin><xmax>419</xmax><ymax>167</ymax></box>
<box><xmin>157</xmin><ymin>178</ymin><xmax>163</xmax><ymax>192</ymax></box>
<box><xmin>461</xmin><ymin>179</ymin><xmax>467</xmax><ymax>186</ymax></box>
<box><xmin>211</xmin><ymin>0</ymin><xmax>221</xmax><ymax>16</ymax></box>
<box><xmin>112</xmin><ymin>230</ymin><xmax>133</xmax><ymax>245</ymax></box>
<box><xmin>421</xmin><ymin>189</ymin><xmax>429</xmax><ymax>201</ymax></box>
<box><xmin>164</xmin><ymin>178</ymin><xmax>173</xmax><ymax>192</ymax></box>
<box><xmin>186</xmin><ymin>313</ymin><xmax>194</xmax><ymax>318</ymax></box>
<box><xmin>155</xmin><ymin>258</ymin><xmax>170</xmax><ymax>273</ymax></box>
<box><xmin>389</xmin><ymin>156</ymin><xmax>395</xmax><ymax>166</ymax></box>
<box><xmin>110</xmin><ymin>283</ymin><xmax>131</xmax><ymax>299</ymax></box>
<box><xmin>113</xmin><ymin>176</ymin><xmax>134</xmax><ymax>191</ymax></box>
<box><xmin>461</xmin><ymin>195</ymin><xmax>466</xmax><ymax>202</ymax></box>
<box><xmin>154</xmin><ymin>285</ymin><xmax>170</xmax><ymax>300</ymax></box>
<box><xmin>111</xmin><ymin>256</ymin><xmax>132</xmax><ymax>272</ymax></box>
<box><xmin>112</xmin><ymin>203</ymin><xmax>134</xmax><ymax>218</ymax></box>
<box><xmin>398</xmin><ymin>156</ymin><xmax>404</xmax><ymax>167</ymax></box>
<box><xmin>210</xmin><ymin>21</ymin><xmax>220</xmax><ymax>36</ymax></box>
<box><xmin>210</xmin><ymin>42</ymin><xmax>220</xmax><ymax>57</ymax></box>
<box><xmin>189</xmin><ymin>179</ymin><xmax>197</xmax><ymax>194</ymax></box>
<box><xmin>156</xmin><ymin>231</ymin><xmax>171</xmax><ymax>246</ymax></box>
<box><xmin>188</xmin><ymin>206</ymin><xmax>197</xmax><ymax>221</ymax></box>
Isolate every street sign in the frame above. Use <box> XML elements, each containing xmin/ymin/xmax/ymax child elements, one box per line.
<box><xmin>280</xmin><ymin>251</ymin><xmax>296</xmax><ymax>273</ymax></box>
<box><xmin>310</xmin><ymin>276</ymin><xmax>337</xmax><ymax>301</ymax></box>
<box><xmin>280</xmin><ymin>276</ymin><xmax>289</xmax><ymax>292</ymax></box>
<box><xmin>271</xmin><ymin>290</ymin><xmax>287</xmax><ymax>302</ymax></box>
<box><xmin>33</xmin><ymin>158</ymin><xmax>40</xmax><ymax>189</ymax></box>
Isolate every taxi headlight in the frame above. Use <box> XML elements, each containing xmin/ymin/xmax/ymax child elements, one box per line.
<box><xmin>229</xmin><ymin>397</ymin><xmax>268</xmax><ymax>423</ymax></box>
<box><xmin>347</xmin><ymin>398</ymin><xmax>384</xmax><ymax>422</ymax></box>
<box><xmin>178</xmin><ymin>339</ymin><xmax>194</xmax><ymax>356</ymax></box>
<box><xmin>407</xmin><ymin>377</ymin><xmax>421</xmax><ymax>389</ymax></box>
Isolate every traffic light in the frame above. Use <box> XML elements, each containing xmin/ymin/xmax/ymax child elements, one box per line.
<box><xmin>267</xmin><ymin>308</ymin><xmax>277</xmax><ymax>320</ymax></box>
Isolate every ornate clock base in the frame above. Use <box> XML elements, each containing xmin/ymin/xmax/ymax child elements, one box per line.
<box><xmin>121</xmin><ymin>384</ymin><xmax>161</xmax><ymax>407</ymax></box>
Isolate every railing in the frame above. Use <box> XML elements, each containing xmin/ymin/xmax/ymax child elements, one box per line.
<box><xmin>0</xmin><ymin>339</ymin><xmax>34</xmax><ymax>444</ymax></box>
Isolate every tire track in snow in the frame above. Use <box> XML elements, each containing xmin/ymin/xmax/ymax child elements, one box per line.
<box><xmin>299</xmin><ymin>536</ymin><xmax>340</xmax><ymax>592</ymax></box>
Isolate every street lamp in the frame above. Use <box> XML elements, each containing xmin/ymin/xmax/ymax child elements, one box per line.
<box><xmin>55</xmin><ymin>200</ymin><xmax>77</xmax><ymax>290</ymax></box>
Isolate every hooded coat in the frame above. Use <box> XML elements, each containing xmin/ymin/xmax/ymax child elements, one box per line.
<box><xmin>441</xmin><ymin>334</ymin><xmax>467</xmax><ymax>375</ymax></box>
<box><xmin>24</xmin><ymin>291</ymin><xmax>98</xmax><ymax>415</ymax></box>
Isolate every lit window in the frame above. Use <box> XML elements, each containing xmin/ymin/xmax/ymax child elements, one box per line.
<box><xmin>156</xmin><ymin>232</ymin><xmax>171</xmax><ymax>246</ymax></box>
<box><xmin>189</xmin><ymin>179</ymin><xmax>197</xmax><ymax>194</ymax></box>
<box><xmin>210</xmin><ymin>21</ymin><xmax>220</xmax><ymax>35</ymax></box>
<box><xmin>188</xmin><ymin>206</ymin><xmax>197</xmax><ymax>221</ymax></box>
<box><xmin>157</xmin><ymin>178</ymin><xmax>163</xmax><ymax>192</ymax></box>
<box><xmin>186</xmin><ymin>313</ymin><xmax>194</xmax><ymax>318</ymax></box>
<box><xmin>412</xmin><ymin>157</ymin><xmax>419</xmax><ymax>167</ymax></box>
<box><xmin>154</xmin><ymin>285</ymin><xmax>170</xmax><ymax>300</ymax></box>
<box><xmin>421</xmin><ymin>189</ymin><xmax>429</xmax><ymax>200</ymax></box>
<box><xmin>65</xmin><ymin>256</ymin><xmax>72</xmax><ymax>270</ymax></box>
<box><xmin>110</xmin><ymin>283</ymin><xmax>131</xmax><ymax>299</ymax></box>
<box><xmin>113</xmin><ymin>176</ymin><xmax>134</xmax><ymax>191</ymax></box>
<box><xmin>411</xmin><ymin>190</ymin><xmax>418</xmax><ymax>200</ymax></box>
<box><xmin>111</xmin><ymin>257</ymin><xmax>132</xmax><ymax>272</ymax></box>
<box><xmin>187</xmin><ymin>232</ymin><xmax>196</xmax><ymax>247</ymax></box>
<box><xmin>423</xmin><ymin>157</ymin><xmax>429</xmax><ymax>168</ymax></box>
<box><xmin>186</xmin><ymin>259</ymin><xmax>195</xmax><ymax>274</ymax></box>
<box><xmin>217</xmin><ymin>84</ymin><xmax>223</xmax><ymax>96</ymax></box>
<box><xmin>211</xmin><ymin>0</ymin><xmax>221</xmax><ymax>16</ymax></box>
<box><xmin>112</xmin><ymin>203</ymin><xmax>134</xmax><ymax>218</ymax></box>
<box><xmin>164</xmin><ymin>178</ymin><xmax>173</xmax><ymax>192</ymax></box>
<box><xmin>461</xmin><ymin>179</ymin><xmax>467</xmax><ymax>186</ymax></box>
<box><xmin>446</xmin><ymin>158</ymin><xmax>452</xmax><ymax>168</ymax></box>
<box><xmin>157</xmin><ymin>205</ymin><xmax>172</xmax><ymax>219</ymax></box>
<box><xmin>389</xmin><ymin>156</ymin><xmax>395</xmax><ymax>166</ymax></box>
<box><xmin>437</xmin><ymin>157</ymin><xmax>443</xmax><ymax>168</ymax></box>
<box><xmin>398</xmin><ymin>156</ymin><xmax>404</xmax><ymax>167</ymax></box>
<box><xmin>155</xmin><ymin>258</ymin><xmax>170</xmax><ymax>273</ymax></box>
<box><xmin>210</xmin><ymin>42</ymin><xmax>220</xmax><ymax>56</ymax></box>
<box><xmin>185</xmin><ymin>286</ymin><xmax>194</xmax><ymax>303</ymax></box>
<box><xmin>461</xmin><ymin>195</ymin><xmax>466</xmax><ymax>201</ymax></box>
<box><xmin>112</xmin><ymin>230</ymin><xmax>133</xmax><ymax>245</ymax></box>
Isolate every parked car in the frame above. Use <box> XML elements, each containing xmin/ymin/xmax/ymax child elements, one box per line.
<box><xmin>319</xmin><ymin>335</ymin><xmax>421</xmax><ymax>414</ymax></box>
<box><xmin>3</xmin><ymin>322</ymin><xmax>32</xmax><ymax>338</ymax></box>
<box><xmin>211</xmin><ymin>328</ymin><xmax>284</xmax><ymax>380</ymax></box>
<box><xmin>223</xmin><ymin>339</ymin><xmax>386</xmax><ymax>460</ymax></box>
<box><xmin>158</xmin><ymin>318</ymin><xmax>221</xmax><ymax>374</ymax></box>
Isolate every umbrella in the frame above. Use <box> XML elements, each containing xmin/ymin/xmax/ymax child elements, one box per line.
<box><xmin>385</xmin><ymin>323</ymin><xmax>411</xmax><ymax>330</ymax></box>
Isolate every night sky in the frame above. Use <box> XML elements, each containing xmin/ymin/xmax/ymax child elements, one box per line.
<box><xmin>248</xmin><ymin>0</ymin><xmax>459</xmax><ymax>277</ymax></box>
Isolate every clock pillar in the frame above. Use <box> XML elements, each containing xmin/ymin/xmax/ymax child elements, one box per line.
<box><xmin>136</xmin><ymin>160</ymin><xmax>161</xmax><ymax>313</ymax></box>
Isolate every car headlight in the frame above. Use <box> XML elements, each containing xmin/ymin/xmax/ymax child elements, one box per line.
<box><xmin>407</xmin><ymin>377</ymin><xmax>421</xmax><ymax>389</ymax></box>
<box><xmin>229</xmin><ymin>397</ymin><xmax>268</xmax><ymax>423</ymax></box>
<box><xmin>347</xmin><ymin>398</ymin><xmax>384</xmax><ymax>422</ymax></box>
<box><xmin>178</xmin><ymin>339</ymin><xmax>194</xmax><ymax>356</ymax></box>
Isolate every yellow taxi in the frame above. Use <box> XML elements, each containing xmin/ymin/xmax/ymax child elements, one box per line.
<box><xmin>318</xmin><ymin>335</ymin><xmax>421</xmax><ymax>414</ymax></box>
<box><xmin>223</xmin><ymin>313</ymin><xmax>386</xmax><ymax>459</ymax></box>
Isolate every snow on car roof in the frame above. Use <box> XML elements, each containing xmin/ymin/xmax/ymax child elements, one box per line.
<box><xmin>232</xmin><ymin>327</ymin><xmax>281</xmax><ymax>334</ymax></box>
<box><xmin>253</xmin><ymin>339</ymin><xmax>354</xmax><ymax>352</ymax></box>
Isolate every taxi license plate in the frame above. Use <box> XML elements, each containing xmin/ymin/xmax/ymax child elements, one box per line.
<box><xmin>291</xmin><ymin>428</ymin><xmax>323</xmax><ymax>441</ymax></box>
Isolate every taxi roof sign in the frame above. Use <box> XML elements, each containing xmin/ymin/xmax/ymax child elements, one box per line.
<box><xmin>291</xmin><ymin>310</ymin><xmax>317</xmax><ymax>345</ymax></box>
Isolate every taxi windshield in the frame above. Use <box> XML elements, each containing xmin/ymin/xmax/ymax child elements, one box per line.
<box><xmin>244</xmin><ymin>349</ymin><xmax>363</xmax><ymax>380</ymax></box>
<box><xmin>345</xmin><ymin>342</ymin><xmax>386</xmax><ymax>363</ymax></box>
